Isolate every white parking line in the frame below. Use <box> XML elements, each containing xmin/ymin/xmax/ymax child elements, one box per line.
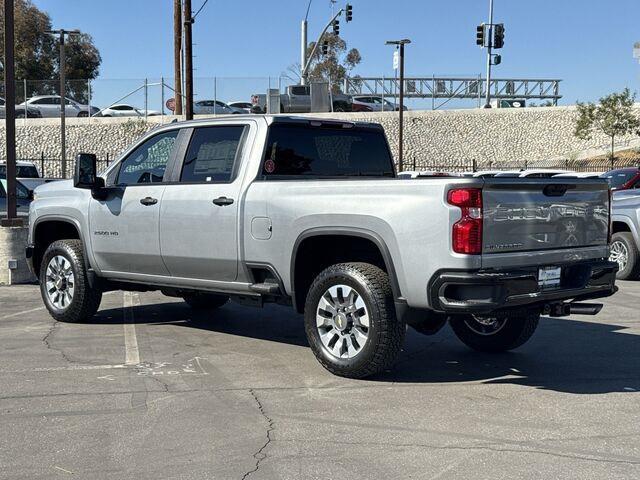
<box><xmin>123</xmin><ymin>292</ymin><xmax>140</xmax><ymax>366</ymax></box>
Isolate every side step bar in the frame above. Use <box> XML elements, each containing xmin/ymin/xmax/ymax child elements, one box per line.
<box><xmin>249</xmin><ymin>282</ymin><xmax>281</xmax><ymax>295</ymax></box>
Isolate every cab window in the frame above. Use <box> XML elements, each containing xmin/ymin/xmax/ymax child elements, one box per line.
<box><xmin>116</xmin><ymin>130</ymin><xmax>179</xmax><ymax>185</ymax></box>
<box><xmin>180</xmin><ymin>126</ymin><xmax>246</xmax><ymax>183</ymax></box>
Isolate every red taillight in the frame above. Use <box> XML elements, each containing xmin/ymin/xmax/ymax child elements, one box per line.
<box><xmin>448</xmin><ymin>188</ymin><xmax>483</xmax><ymax>254</ymax></box>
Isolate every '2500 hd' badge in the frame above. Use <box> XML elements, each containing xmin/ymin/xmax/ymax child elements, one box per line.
<box><xmin>94</xmin><ymin>231</ymin><xmax>119</xmax><ymax>237</ymax></box>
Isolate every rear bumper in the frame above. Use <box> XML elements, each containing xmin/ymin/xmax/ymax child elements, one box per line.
<box><xmin>428</xmin><ymin>259</ymin><xmax>617</xmax><ymax>314</ymax></box>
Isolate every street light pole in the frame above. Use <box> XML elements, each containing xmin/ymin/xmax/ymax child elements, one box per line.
<box><xmin>300</xmin><ymin>0</ymin><xmax>313</xmax><ymax>85</ymax></box>
<box><xmin>46</xmin><ymin>28</ymin><xmax>80</xmax><ymax>178</ymax></box>
<box><xmin>1</xmin><ymin>0</ymin><xmax>21</xmax><ymax>226</ymax></box>
<box><xmin>386</xmin><ymin>39</ymin><xmax>411</xmax><ymax>172</ymax></box>
<box><xmin>484</xmin><ymin>0</ymin><xmax>494</xmax><ymax>108</ymax></box>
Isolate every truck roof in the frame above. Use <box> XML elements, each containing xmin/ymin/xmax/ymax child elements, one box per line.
<box><xmin>166</xmin><ymin>115</ymin><xmax>384</xmax><ymax>131</ymax></box>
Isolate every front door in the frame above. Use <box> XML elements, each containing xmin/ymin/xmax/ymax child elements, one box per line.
<box><xmin>89</xmin><ymin>129</ymin><xmax>180</xmax><ymax>276</ymax></box>
<box><xmin>160</xmin><ymin>124</ymin><xmax>248</xmax><ymax>282</ymax></box>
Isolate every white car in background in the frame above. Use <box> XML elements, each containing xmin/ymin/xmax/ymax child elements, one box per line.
<box><xmin>352</xmin><ymin>95</ymin><xmax>408</xmax><ymax>112</ymax></box>
<box><xmin>95</xmin><ymin>104</ymin><xmax>161</xmax><ymax>117</ymax></box>
<box><xmin>227</xmin><ymin>101</ymin><xmax>253</xmax><ymax>113</ymax></box>
<box><xmin>19</xmin><ymin>95</ymin><xmax>99</xmax><ymax>118</ymax></box>
<box><xmin>193</xmin><ymin>100</ymin><xmax>243</xmax><ymax>115</ymax></box>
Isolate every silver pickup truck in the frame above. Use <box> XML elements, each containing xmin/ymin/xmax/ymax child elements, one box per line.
<box><xmin>610</xmin><ymin>190</ymin><xmax>640</xmax><ymax>279</ymax></box>
<box><xmin>26</xmin><ymin>116</ymin><xmax>618</xmax><ymax>378</ymax></box>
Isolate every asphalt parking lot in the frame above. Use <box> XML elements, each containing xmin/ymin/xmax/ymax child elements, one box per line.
<box><xmin>0</xmin><ymin>282</ymin><xmax>639</xmax><ymax>479</ymax></box>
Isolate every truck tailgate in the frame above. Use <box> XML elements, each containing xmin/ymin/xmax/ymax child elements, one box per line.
<box><xmin>482</xmin><ymin>178</ymin><xmax>609</xmax><ymax>254</ymax></box>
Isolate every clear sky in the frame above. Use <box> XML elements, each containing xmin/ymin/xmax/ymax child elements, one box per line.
<box><xmin>32</xmin><ymin>0</ymin><xmax>640</xmax><ymax>109</ymax></box>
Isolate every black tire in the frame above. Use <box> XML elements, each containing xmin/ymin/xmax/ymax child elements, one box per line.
<box><xmin>610</xmin><ymin>232</ymin><xmax>640</xmax><ymax>280</ymax></box>
<box><xmin>183</xmin><ymin>293</ymin><xmax>229</xmax><ymax>310</ymax></box>
<box><xmin>77</xmin><ymin>111</ymin><xmax>88</xmax><ymax>118</ymax></box>
<box><xmin>449</xmin><ymin>309</ymin><xmax>539</xmax><ymax>353</ymax></box>
<box><xmin>39</xmin><ymin>239</ymin><xmax>102</xmax><ymax>323</ymax></box>
<box><xmin>304</xmin><ymin>262</ymin><xmax>405</xmax><ymax>379</ymax></box>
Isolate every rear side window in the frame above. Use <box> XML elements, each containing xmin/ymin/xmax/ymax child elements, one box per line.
<box><xmin>180</xmin><ymin>126</ymin><xmax>246</xmax><ymax>183</ymax></box>
<box><xmin>262</xmin><ymin>124</ymin><xmax>395</xmax><ymax>179</ymax></box>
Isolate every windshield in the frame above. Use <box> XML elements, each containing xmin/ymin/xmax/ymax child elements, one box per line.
<box><xmin>600</xmin><ymin>170</ymin><xmax>637</xmax><ymax>189</ymax></box>
<box><xmin>0</xmin><ymin>164</ymin><xmax>39</xmax><ymax>178</ymax></box>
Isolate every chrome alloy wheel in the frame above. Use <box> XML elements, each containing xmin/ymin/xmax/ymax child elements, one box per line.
<box><xmin>45</xmin><ymin>255</ymin><xmax>75</xmax><ymax>310</ymax></box>
<box><xmin>316</xmin><ymin>284</ymin><xmax>370</xmax><ymax>359</ymax></box>
<box><xmin>609</xmin><ymin>240</ymin><xmax>629</xmax><ymax>272</ymax></box>
<box><xmin>464</xmin><ymin>314</ymin><xmax>507</xmax><ymax>336</ymax></box>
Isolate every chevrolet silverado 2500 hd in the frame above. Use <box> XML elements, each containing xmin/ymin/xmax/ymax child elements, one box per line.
<box><xmin>26</xmin><ymin>116</ymin><xmax>618</xmax><ymax>378</ymax></box>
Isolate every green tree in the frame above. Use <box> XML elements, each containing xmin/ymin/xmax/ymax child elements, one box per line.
<box><xmin>0</xmin><ymin>0</ymin><xmax>101</xmax><ymax>102</ymax></box>
<box><xmin>574</xmin><ymin>88</ymin><xmax>640</xmax><ymax>160</ymax></box>
<box><xmin>284</xmin><ymin>33</ymin><xmax>361</xmax><ymax>92</ymax></box>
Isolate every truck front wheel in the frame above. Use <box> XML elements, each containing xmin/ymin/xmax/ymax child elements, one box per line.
<box><xmin>304</xmin><ymin>262</ymin><xmax>405</xmax><ymax>378</ymax></box>
<box><xmin>39</xmin><ymin>239</ymin><xmax>102</xmax><ymax>323</ymax></box>
<box><xmin>449</xmin><ymin>309</ymin><xmax>539</xmax><ymax>353</ymax></box>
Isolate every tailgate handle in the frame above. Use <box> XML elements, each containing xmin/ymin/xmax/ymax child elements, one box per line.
<box><xmin>543</xmin><ymin>184</ymin><xmax>570</xmax><ymax>197</ymax></box>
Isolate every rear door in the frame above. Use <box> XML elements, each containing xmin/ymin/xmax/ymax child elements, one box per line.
<box><xmin>159</xmin><ymin>123</ymin><xmax>250</xmax><ymax>281</ymax></box>
<box><xmin>89</xmin><ymin>129</ymin><xmax>180</xmax><ymax>275</ymax></box>
<box><xmin>482</xmin><ymin>178</ymin><xmax>609</xmax><ymax>254</ymax></box>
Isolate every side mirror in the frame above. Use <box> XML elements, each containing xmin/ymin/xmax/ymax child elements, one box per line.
<box><xmin>74</xmin><ymin>153</ymin><xmax>100</xmax><ymax>189</ymax></box>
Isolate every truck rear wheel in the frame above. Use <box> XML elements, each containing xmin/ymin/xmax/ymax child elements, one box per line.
<box><xmin>304</xmin><ymin>262</ymin><xmax>405</xmax><ymax>378</ymax></box>
<box><xmin>449</xmin><ymin>309</ymin><xmax>539</xmax><ymax>353</ymax></box>
<box><xmin>183</xmin><ymin>293</ymin><xmax>228</xmax><ymax>310</ymax></box>
<box><xmin>39</xmin><ymin>239</ymin><xmax>102</xmax><ymax>323</ymax></box>
<box><xmin>610</xmin><ymin>232</ymin><xmax>640</xmax><ymax>280</ymax></box>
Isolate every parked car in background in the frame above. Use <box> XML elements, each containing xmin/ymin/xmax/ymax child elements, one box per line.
<box><xmin>251</xmin><ymin>85</ymin><xmax>352</xmax><ymax>113</ymax></box>
<box><xmin>193</xmin><ymin>100</ymin><xmax>243</xmax><ymax>115</ymax></box>
<box><xmin>94</xmin><ymin>104</ymin><xmax>161</xmax><ymax>117</ymax></box>
<box><xmin>610</xmin><ymin>190</ymin><xmax>640</xmax><ymax>279</ymax></box>
<box><xmin>600</xmin><ymin>167</ymin><xmax>640</xmax><ymax>191</ymax></box>
<box><xmin>227</xmin><ymin>101</ymin><xmax>253</xmax><ymax>113</ymax></box>
<box><xmin>0</xmin><ymin>176</ymin><xmax>32</xmax><ymax>216</ymax></box>
<box><xmin>495</xmin><ymin>169</ymin><xmax>572</xmax><ymax>178</ymax></box>
<box><xmin>0</xmin><ymin>160</ymin><xmax>57</xmax><ymax>190</ymax></box>
<box><xmin>352</xmin><ymin>96</ymin><xmax>408</xmax><ymax>112</ymax></box>
<box><xmin>0</xmin><ymin>97</ymin><xmax>42</xmax><ymax>118</ymax></box>
<box><xmin>19</xmin><ymin>95</ymin><xmax>99</xmax><ymax>118</ymax></box>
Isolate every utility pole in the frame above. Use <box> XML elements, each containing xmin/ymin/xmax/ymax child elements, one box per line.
<box><xmin>46</xmin><ymin>28</ymin><xmax>80</xmax><ymax>178</ymax></box>
<box><xmin>386</xmin><ymin>39</ymin><xmax>411</xmax><ymax>172</ymax></box>
<box><xmin>2</xmin><ymin>0</ymin><xmax>21</xmax><ymax>226</ymax></box>
<box><xmin>300</xmin><ymin>0</ymin><xmax>313</xmax><ymax>85</ymax></box>
<box><xmin>183</xmin><ymin>0</ymin><xmax>193</xmax><ymax>120</ymax></box>
<box><xmin>173</xmin><ymin>0</ymin><xmax>183</xmax><ymax>115</ymax></box>
<box><xmin>484</xmin><ymin>0</ymin><xmax>494</xmax><ymax>108</ymax></box>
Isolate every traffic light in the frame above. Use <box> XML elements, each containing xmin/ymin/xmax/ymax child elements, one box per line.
<box><xmin>322</xmin><ymin>40</ymin><xmax>329</xmax><ymax>55</ymax></box>
<box><xmin>493</xmin><ymin>23</ymin><xmax>505</xmax><ymax>49</ymax></box>
<box><xmin>345</xmin><ymin>4</ymin><xmax>353</xmax><ymax>22</ymax></box>
<box><xmin>476</xmin><ymin>24</ymin><xmax>485</xmax><ymax>46</ymax></box>
<box><xmin>332</xmin><ymin>19</ymin><xmax>340</xmax><ymax>36</ymax></box>
<box><xmin>492</xmin><ymin>54</ymin><xmax>501</xmax><ymax>65</ymax></box>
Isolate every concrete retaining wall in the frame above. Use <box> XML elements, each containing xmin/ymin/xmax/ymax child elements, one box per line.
<box><xmin>0</xmin><ymin>106</ymin><xmax>639</xmax><ymax>176</ymax></box>
<box><xmin>0</xmin><ymin>225</ymin><xmax>36</xmax><ymax>285</ymax></box>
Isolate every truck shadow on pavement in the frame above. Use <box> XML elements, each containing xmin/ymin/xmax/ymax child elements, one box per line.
<box><xmin>93</xmin><ymin>299</ymin><xmax>640</xmax><ymax>395</ymax></box>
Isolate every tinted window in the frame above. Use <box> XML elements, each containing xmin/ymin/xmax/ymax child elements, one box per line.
<box><xmin>262</xmin><ymin>124</ymin><xmax>395</xmax><ymax>178</ymax></box>
<box><xmin>0</xmin><ymin>179</ymin><xmax>29</xmax><ymax>198</ymax></box>
<box><xmin>290</xmin><ymin>86</ymin><xmax>308</xmax><ymax>95</ymax></box>
<box><xmin>117</xmin><ymin>130</ymin><xmax>178</xmax><ymax>184</ymax></box>
<box><xmin>180</xmin><ymin>126</ymin><xmax>245</xmax><ymax>183</ymax></box>
<box><xmin>601</xmin><ymin>170</ymin><xmax>638</xmax><ymax>189</ymax></box>
<box><xmin>0</xmin><ymin>165</ymin><xmax>39</xmax><ymax>178</ymax></box>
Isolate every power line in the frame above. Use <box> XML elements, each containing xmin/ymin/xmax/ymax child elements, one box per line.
<box><xmin>193</xmin><ymin>0</ymin><xmax>210</xmax><ymax>19</ymax></box>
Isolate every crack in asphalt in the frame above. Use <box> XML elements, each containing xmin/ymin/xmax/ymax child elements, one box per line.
<box><xmin>241</xmin><ymin>389</ymin><xmax>275</xmax><ymax>480</ymax></box>
<box><xmin>41</xmin><ymin>320</ymin><xmax>76</xmax><ymax>364</ymax></box>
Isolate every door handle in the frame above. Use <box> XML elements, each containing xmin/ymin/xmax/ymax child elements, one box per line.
<box><xmin>212</xmin><ymin>196</ymin><xmax>234</xmax><ymax>206</ymax></box>
<box><xmin>140</xmin><ymin>196</ymin><xmax>158</xmax><ymax>206</ymax></box>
